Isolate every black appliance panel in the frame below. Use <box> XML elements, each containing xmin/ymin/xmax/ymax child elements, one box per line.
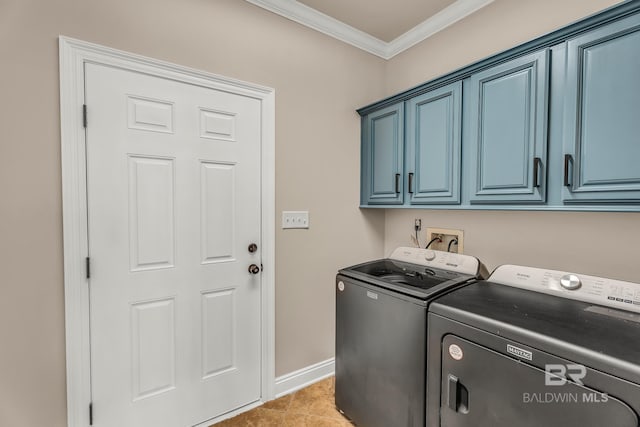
<box><xmin>426</xmin><ymin>281</ymin><xmax>640</xmax><ymax>427</ymax></box>
<box><xmin>335</xmin><ymin>275</ymin><xmax>426</xmax><ymax>427</ymax></box>
<box><xmin>429</xmin><ymin>281</ymin><xmax>640</xmax><ymax>383</ymax></box>
<box><xmin>440</xmin><ymin>334</ymin><xmax>637</xmax><ymax>427</ymax></box>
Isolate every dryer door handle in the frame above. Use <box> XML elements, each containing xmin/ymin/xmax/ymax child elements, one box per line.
<box><xmin>447</xmin><ymin>374</ymin><xmax>469</xmax><ymax>414</ymax></box>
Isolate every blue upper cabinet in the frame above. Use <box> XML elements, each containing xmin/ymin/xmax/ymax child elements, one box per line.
<box><xmin>406</xmin><ymin>82</ymin><xmax>462</xmax><ymax>205</ymax></box>
<box><xmin>361</xmin><ymin>103</ymin><xmax>404</xmax><ymax>205</ymax></box>
<box><xmin>358</xmin><ymin>3</ymin><xmax>640</xmax><ymax>211</ymax></box>
<box><xmin>562</xmin><ymin>13</ymin><xmax>640</xmax><ymax>203</ymax></box>
<box><xmin>468</xmin><ymin>50</ymin><xmax>549</xmax><ymax>204</ymax></box>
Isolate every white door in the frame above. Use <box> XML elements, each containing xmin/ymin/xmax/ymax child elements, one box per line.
<box><xmin>85</xmin><ymin>63</ymin><xmax>262</xmax><ymax>427</ymax></box>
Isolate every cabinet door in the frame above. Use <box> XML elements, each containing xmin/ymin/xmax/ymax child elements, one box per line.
<box><xmin>562</xmin><ymin>14</ymin><xmax>640</xmax><ymax>203</ymax></box>
<box><xmin>406</xmin><ymin>82</ymin><xmax>462</xmax><ymax>204</ymax></box>
<box><xmin>361</xmin><ymin>103</ymin><xmax>404</xmax><ymax>205</ymax></box>
<box><xmin>468</xmin><ymin>50</ymin><xmax>549</xmax><ymax>204</ymax></box>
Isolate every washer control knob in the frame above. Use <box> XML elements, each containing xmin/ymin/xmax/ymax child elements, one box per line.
<box><xmin>560</xmin><ymin>274</ymin><xmax>581</xmax><ymax>290</ymax></box>
<box><xmin>424</xmin><ymin>250</ymin><xmax>436</xmax><ymax>261</ymax></box>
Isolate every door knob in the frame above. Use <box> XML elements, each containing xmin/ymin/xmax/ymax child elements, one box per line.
<box><xmin>248</xmin><ymin>243</ymin><xmax>258</xmax><ymax>253</ymax></box>
<box><xmin>248</xmin><ymin>264</ymin><xmax>261</xmax><ymax>275</ymax></box>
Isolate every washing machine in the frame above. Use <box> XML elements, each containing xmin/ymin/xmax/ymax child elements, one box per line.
<box><xmin>426</xmin><ymin>264</ymin><xmax>640</xmax><ymax>427</ymax></box>
<box><xmin>336</xmin><ymin>247</ymin><xmax>487</xmax><ymax>427</ymax></box>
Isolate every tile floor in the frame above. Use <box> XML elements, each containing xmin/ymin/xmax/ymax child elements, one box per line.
<box><xmin>212</xmin><ymin>376</ymin><xmax>353</xmax><ymax>426</ymax></box>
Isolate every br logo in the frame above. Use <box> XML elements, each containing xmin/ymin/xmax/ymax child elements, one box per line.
<box><xmin>545</xmin><ymin>364</ymin><xmax>587</xmax><ymax>386</ymax></box>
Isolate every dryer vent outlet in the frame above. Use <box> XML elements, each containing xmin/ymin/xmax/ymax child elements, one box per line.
<box><xmin>425</xmin><ymin>228</ymin><xmax>464</xmax><ymax>254</ymax></box>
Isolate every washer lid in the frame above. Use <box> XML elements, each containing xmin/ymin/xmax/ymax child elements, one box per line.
<box><xmin>350</xmin><ymin>259</ymin><xmax>463</xmax><ymax>289</ymax></box>
<box><xmin>340</xmin><ymin>258</ymin><xmax>475</xmax><ymax>300</ymax></box>
<box><xmin>338</xmin><ymin>247</ymin><xmax>485</xmax><ymax>300</ymax></box>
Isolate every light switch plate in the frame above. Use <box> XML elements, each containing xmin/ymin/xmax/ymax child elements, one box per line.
<box><xmin>282</xmin><ymin>211</ymin><xmax>309</xmax><ymax>229</ymax></box>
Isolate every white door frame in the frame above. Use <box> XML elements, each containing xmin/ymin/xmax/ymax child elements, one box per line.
<box><xmin>59</xmin><ymin>36</ymin><xmax>276</xmax><ymax>427</ymax></box>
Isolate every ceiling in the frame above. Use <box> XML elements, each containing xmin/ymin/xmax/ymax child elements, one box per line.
<box><xmin>244</xmin><ymin>0</ymin><xmax>495</xmax><ymax>59</ymax></box>
<box><xmin>297</xmin><ymin>0</ymin><xmax>457</xmax><ymax>43</ymax></box>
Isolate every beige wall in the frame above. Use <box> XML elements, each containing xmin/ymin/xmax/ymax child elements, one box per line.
<box><xmin>383</xmin><ymin>0</ymin><xmax>640</xmax><ymax>283</ymax></box>
<box><xmin>384</xmin><ymin>0</ymin><xmax>623</xmax><ymax>94</ymax></box>
<box><xmin>0</xmin><ymin>1</ymin><xmax>385</xmax><ymax>425</ymax></box>
<box><xmin>1</xmin><ymin>0</ymin><xmax>636</xmax><ymax>425</ymax></box>
<box><xmin>385</xmin><ymin>210</ymin><xmax>640</xmax><ymax>282</ymax></box>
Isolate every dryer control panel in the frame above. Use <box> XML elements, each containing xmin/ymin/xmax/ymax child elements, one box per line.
<box><xmin>490</xmin><ymin>265</ymin><xmax>640</xmax><ymax>314</ymax></box>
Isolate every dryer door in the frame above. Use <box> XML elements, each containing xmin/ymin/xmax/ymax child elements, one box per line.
<box><xmin>440</xmin><ymin>335</ymin><xmax>638</xmax><ymax>427</ymax></box>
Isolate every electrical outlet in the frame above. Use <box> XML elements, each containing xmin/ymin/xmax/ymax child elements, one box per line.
<box><xmin>425</xmin><ymin>227</ymin><xmax>464</xmax><ymax>253</ymax></box>
<box><xmin>414</xmin><ymin>219</ymin><xmax>422</xmax><ymax>231</ymax></box>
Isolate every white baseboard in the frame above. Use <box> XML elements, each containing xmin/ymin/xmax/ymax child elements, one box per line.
<box><xmin>274</xmin><ymin>358</ymin><xmax>335</xmax><ymax>398</ymax></box>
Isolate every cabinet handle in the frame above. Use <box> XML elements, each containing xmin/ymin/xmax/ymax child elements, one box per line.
<box><xmin>408</xmin><ymin>173</ymin><xmax>414</xmax><ymax>194</ymax></box>
<box><xmin>563</xmin><ymin>154</ymin><xmax>572</xmax><ymax>187</ymax></box>
<box><xmin>533</xmin><ymin>157</ymin><xmax>541</xmax><ymax>188</ymax></box>
<box><xmin>395</xmin><ymin>173</ymin><xmax>401</xmax><ymax>194</ymax></box>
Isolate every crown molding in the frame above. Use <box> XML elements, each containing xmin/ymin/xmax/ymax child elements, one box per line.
<box><xmin>387</xmin><ymin>0</ymin><xmax>495</xmax><ymax>58</ymax></box>
<box><xmin>245</xmin><ymin>0</ymin><xmax>388</xmax><ymax>57</ymax></box>
<box><xmin>245</xmin><ymin>0</ymin><xmax>495</xmax><ymax>60</ymax></box>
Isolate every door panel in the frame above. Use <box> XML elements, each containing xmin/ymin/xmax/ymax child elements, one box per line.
<box><xmin>440</xmin><ymin>335</ymin><xmax>638</xmax><ymax>427</ymax></box>
<box><xmin>361</xmin><ymin>103</ymin><xmax>404</xmax><ymax>205</ymax></box>
<box><xmin>201</xmin><ymin>162</ymin><xmax>236</xmax><ymax>263</ymax></box>
<box><xmin>131</xmin><ymin>298</ymin><xmax>177</xmax><ymax>401</ymax></box>
<box><xmin>468</xmin><ymin>50</ymin><xmax>549</xmax><ymax>203</ymax></box>
<box><xmin>201</xmin><ymin>289</ymin><xmax>235</xmax><ymax>378</ymax></box>
<box><xmin>86</xmin><ymin>63</ymin><xmax>261</xmax><ymax>427</ymax></box>
<box><xmin>563</xmin><ymin>14</ymin><xmax>640</xmax><ymax>202</ymax></box>
<box><xmin>406</xmin><ymin>82</ymin><xmax>462</xmax><ymax>204</ymax></box>
<box><xmin>127</xmin><ymin>95</ymin><xmax>174</xmax><ymax>133</ymax></box>
<box><xmin>128</xmin><ymin>156</ymin><xmax>176</xmax><ymax>271</ymax></box>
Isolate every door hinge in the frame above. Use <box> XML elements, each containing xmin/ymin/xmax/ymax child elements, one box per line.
<box><xmin>89</xmin><ymin>402</ymin><xmax>93</xmax><ymax>425</ymax></box>
<box><xmin>83</xmin><ymin>104</ymin><xmax>88</xmax><ymax>128</ymax></box>
<box><xmin>86</xmin><ymin>257</ymin><xmax>91</xmax><ymax>279</ymax></box>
